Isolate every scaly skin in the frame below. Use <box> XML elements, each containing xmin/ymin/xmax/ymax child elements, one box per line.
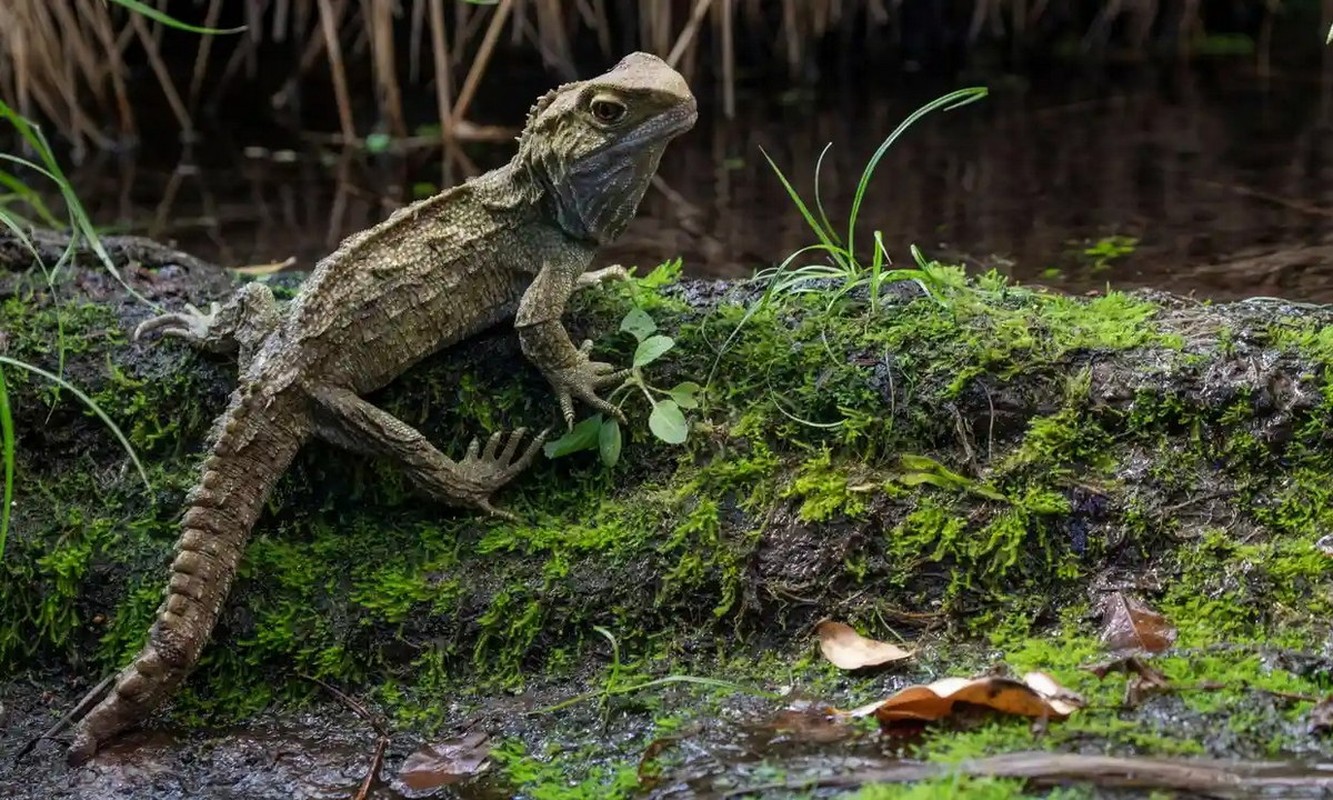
<box><xmin>55</xmin><ymin>52</ymin><xmax>697</xmax><ymax>765</ymax></box>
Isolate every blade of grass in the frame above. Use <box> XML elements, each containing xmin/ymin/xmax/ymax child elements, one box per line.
<box><xmin>0</xmin><ymin>356</ymin><xmax>151</xmax><ymax>492</ymax></box>
<box><xmin>0</xmin><ymin>366</ymin><xmax>13</xmax><ymax>561</ymax></box>
<box><xmin>536</xmin><ymin>675</ymin><xmax>779</xmax><ymax>714</ymax></box>
<box><xmin>759</xmin><ymin>145</ymin><xmax>852</xmax><ymax>273</ymax></box>
<box><xmin>812</xmin><ymin>142</ymin><xmax>841</xmax><ymax>247</ymax></box>
<box><xmin>107</xmin><ymin>0</ymin><xmax>247</xmax><ymax>34</ymax></box>
<box><xmin>0</xmin><ymin>169</ymin><xmax>61</xmax><ymax>228</ymax></box>
<box><xmin>869</xmin><ymin>229</ymin><xmax>885</xmax><ymax>312</ymax></box>
<box><xmin>0</xmin><ymin>101</ymin><xmax>160</xmax><ymax>312</ymax></box>
<box><xmin>846</xmin><ymin>87</ymin><xmax>988</xmax><ymax>263</ymax></box>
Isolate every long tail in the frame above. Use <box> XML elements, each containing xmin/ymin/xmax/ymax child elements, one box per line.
<box><xmin>66</xmin><ymin>385</ymin><xmax>309</xmax><ymax>765</ymax></box>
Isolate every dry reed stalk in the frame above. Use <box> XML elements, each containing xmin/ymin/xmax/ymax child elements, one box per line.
<box><xmin>188</xmin><ymin>0</ymin><xmax>225</xmax><ymax>110</ymax></box>
<box><xmin>129</xmin><ymin>11</ymin><xmax>194</xmax><ymax>136</ymax></box>
<box><xmin>535</xmin><ymin>0</ymin><xmax>574</xmax><ymax>77</ymax></box>
<box><xmin>409</xmin><ymin>0</ymin><xmax>428</xmax><ymax>84</ymax></box>
<box><xmin>316</xmin><ymin>0</ymin><xmax>357</xmax><ymax>143</ymax></box>
<box><xmin>450</xmin><ymin>0</ymin><xmax>514</xmax><ymax>128</ymax></box>
<box><xmin>365</xmin><ymin>0</ymin><xmax>407</xmax><ymax>137</ymax></box>
<box><xmin>718</xmin><ymin>0</ymin><xmax>735</xmax><ymax>119</ymax></box>
<box><xmin>0</xmin><ymin>0</ymin><xmax>1285</xmax><ymax>152</ymax></box>
<box><xmin>428</xmin><ymin>0</ymin><xmax>455</xmax><ymax>139</ymax></box>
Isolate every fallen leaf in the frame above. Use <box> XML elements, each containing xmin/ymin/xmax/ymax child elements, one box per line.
<box><xmin>750</xmin><ymin>700</ymin><xmax>859</xmax><ymax>745</ymax></box>
<box><xmin>1311</xmin><ymin>695</ymin><xmax>1333</xmax><ymax>736</ymax></box>
<box><xmin>228</xmin><ymin>256</ymin><xmax>297</xmax><ymax>275</ymax></box>
<box><xmin>397</xmin><ymin>730</ymin><xmax>491</xmax><ymax>791</ymax></box>
<box><xmin>1084</xmin><ymin>655</ymin><xmax>1173</xmax><ymax>707</ymax></box>
<box><xmin>815</xmin><ymin>620</ymin><xmax>913</xmax><ymax>670</ymax></box>
<box><xmin>1022</xmin><ymin>671</ymin><xmax>1086</xmax><ymax>713</ymax></box>
<box><xmin>1097</xmin><ymin>591</ymin><xmax>1177</xmax><ymax>654</ymax></box>
<box><xmin>839</xmin><ymin>698</ymin><xmax>889</xmax><ymax>719</ymax></box>
<box><xmin>871</xmin><ymin>672</ymin><xmax>1083</xmax><ymax>729</ymax></box>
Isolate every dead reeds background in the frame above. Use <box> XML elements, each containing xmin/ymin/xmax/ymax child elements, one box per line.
<box><xmin>0</xmin><ymin>0</ymin><xmax>1324</xmax><ymax>152</ymax></box>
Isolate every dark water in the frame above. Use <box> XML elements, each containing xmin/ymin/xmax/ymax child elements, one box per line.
<box><xmin>44</xmin><ymin>56</ymin><xmax>1333</xmax><ymax>304</ymax></box>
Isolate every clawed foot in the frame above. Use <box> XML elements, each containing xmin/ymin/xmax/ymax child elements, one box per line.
<box><xmin>575</xmin><ymin>264</ymin><xmax>630</xmax><ymax>289</ymax></box>
<box><xmin>549</xmin><ymin>339</ymin><xmax>630</xmax><ymax>429</ymax></box>
<box><xmin>133</xmin><ymin>302</ymin><xmax>220</xmax><ymax>344</ymax></box>
<box><xmin>456</xmin><ymin>427</ymin><xmax>551</xmax><ymax>521</ymax></box>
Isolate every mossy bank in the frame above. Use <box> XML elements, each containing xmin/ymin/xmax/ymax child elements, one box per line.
<box><xmin>1</xmin><ymin>250</ymin><xmax>1331</xmax><ymax>798</ymax></box>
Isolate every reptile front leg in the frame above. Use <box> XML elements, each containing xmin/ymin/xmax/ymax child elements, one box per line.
<box><xmin>134</xmin><ymin>282</ymin><xmax>282</xmax><ymax>372</ymax></box>
<box><xmin>516</xmin><ymin>260</ymin><xmax>630</xmax><ymax>429</ymax></box>
<box><xmin>574</xmin><ymin>265</ymin><xmax>629</xmax><ymax>289</ymax></box>
<box><xmin>310</xmin><ymin>386</ymin><xmax>547</xmax><ymax>520</ymax></box>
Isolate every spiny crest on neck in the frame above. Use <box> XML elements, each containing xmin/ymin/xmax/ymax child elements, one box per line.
<box><xmin>516</xmin><ymin>80</ymin><xmax>580</xmax><ymax>149</ymax></box>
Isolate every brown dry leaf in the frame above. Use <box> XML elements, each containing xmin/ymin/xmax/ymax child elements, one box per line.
<box><xmin>872</xmin><ymin>672</ymin><xmax>1083</xmax><ymax>728</ymax></box>
<box><xmin>815</xmin><ymin>620</ymin><xmax>913</xmax><ymax>670</ymax></box>
<box><xmin>397</xmin><ymin>730</ymin><xmax>491</xmax><ymax>791</ymax></box>
<box><xmin>229</xmin><ymin>256</ymin><xmax>297</xmax><ymax>276</ymax></box>
<box><xmin>1084</xmin><ymin>654</ymin><xmax>1173</xmax><ymax>707</ymax></box>
<box><xmin>753</xmin><ymin>700</ymin><xmax>859</xmax><ymax>745</ymax></box>
<box><xmin>1097</xmin><ymin>591</ymin><xmax>1177</xmax><ymax>654</ymax></box>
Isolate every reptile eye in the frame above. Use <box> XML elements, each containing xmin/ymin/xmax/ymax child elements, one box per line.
<box><xmin>590</xmin><ymin>96</ymin><xmax>627</xmax><ymax>124</ymax></box>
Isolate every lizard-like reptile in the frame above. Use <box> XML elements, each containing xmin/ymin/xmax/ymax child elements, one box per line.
<box><xmin>56</xmin><ymin>52</ymin><xmax>696</xmax><ymax>765</ymax></box>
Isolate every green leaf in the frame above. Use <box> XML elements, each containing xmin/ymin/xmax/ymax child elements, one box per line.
<box><xmin>598</xmin><ymin>418</ymin><xmax>622</xmax><ymax>468</ymax></box>
<box><xmin>365</xmin><ymin>132</ymin><xmax>392</xmax><ymax>154</ymax></box>
<box><xmin>633</xmin><ymin>335</ymin><xmax>674</xmax><ymax>368</ymax></box>
<box><xmin>543</xmin><ymin>414</ymin><xmax>602</xmax><ymax>459</ymax></box>
<box><xmin>648</xmin><ymin>400</ymin><xmax>689</xmax><ymax>444</ymax></box>
<box><xmin>109</xmin><ymin>0</ymin><xmax>247</xmax><ymax>33</ymax></box>
<box><xmin>619</xmin><ymin>308</ymin><xmax>657</xmax><ymax>341</ymax></box>
<box><xmin>668</xmin><ymin>381</ymin><xmax>701</xmax><ymax>410</ymax></box>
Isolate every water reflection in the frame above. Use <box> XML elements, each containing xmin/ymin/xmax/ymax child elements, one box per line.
<box><xmin>55</xmin><ymin>59</ymin><xmax>1333</xmax><ymax>303</ymax></box>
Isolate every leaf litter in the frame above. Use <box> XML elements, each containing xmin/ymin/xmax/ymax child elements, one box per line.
<box><xmin>397</xmin><ymin>729</ymin><xmax>492</xmax><ymax>791</ymax></box>
<box><xmin>814</xmin><ymin>620</ymin><xmax>913</xmax><ymax>670</ymax></box>
<box><xmin>1096</xmin><ymin>591</ymin><xmax>1177</xmax><ymax>654</ymax></box>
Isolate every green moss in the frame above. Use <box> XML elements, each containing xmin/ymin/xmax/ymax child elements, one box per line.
<box><xmin>784</xmin><ymin>449</ymin><xmax>871</xmax><ymax>522</ymax></box>
<box><xmin>8</xmin><ymin>260</ymin><xmax>1333</xmax><ymax>778</ymax></box>
<box><xmin>489</xmin><ymin>739</ymin><xmax>642</xmax><ymax>800</ymax></box>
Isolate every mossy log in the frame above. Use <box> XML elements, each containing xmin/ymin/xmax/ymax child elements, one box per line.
<box><xmin>2</xmin><ymin>245</ymin><xmax>1332</xmax><ymax>756</ymax></box>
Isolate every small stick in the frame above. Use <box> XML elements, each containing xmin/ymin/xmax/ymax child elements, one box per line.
<box><xmin>299</xmin><ymin>673</ymin><xmax>388</xmax><ymax>737</ymax></box>
<box><xmin>300</xmin><ymin>674</ymin><xmax>390</xmax><ymax>799</ymax></box>
<box><xmin>352</xmin><ymin>737</ymin><xmax>387</xmax><ymax>800</ymax></box>
<box><xmin>13</xmin><ymin>672</ymin><xmax>117</xmax><ymax>764</ymax></box>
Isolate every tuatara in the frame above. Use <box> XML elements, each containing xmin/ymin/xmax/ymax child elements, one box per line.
<box><xmin>52</xmin><ymin>51</ymin><xmax>697</xmax><ymax>765</ymax></box>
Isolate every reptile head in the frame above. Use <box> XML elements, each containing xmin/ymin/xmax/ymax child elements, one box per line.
<box><xmin>517</xmin><ymin>52</ymin><xmax>698</xmax><ymax>245</ymax></box>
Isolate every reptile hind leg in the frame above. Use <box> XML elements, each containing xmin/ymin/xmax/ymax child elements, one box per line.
<box><xmin>134</xmin><ymin>282</ymin><xmax>281</xmax><ymax>371</ymax></box>
<box><xmin>310</xmin><ymin>386</ymin><xmax>548</xmax><ymax>519</ymax></box>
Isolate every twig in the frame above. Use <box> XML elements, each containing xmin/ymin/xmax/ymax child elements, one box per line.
<box><xmin>353</xmin><ymin>737</ymin><xmax>387</xmax><ymax>800</ymax></box>
<box><xmin>299</xmin><ymin>673</ymin><xmax>389</xmax><ymax>800</ymax></box>
<box><xmin>722</xmin><ymin>752</ymin><xmax>1333</xmax><ymax>798</ymax></box>
<box><xmin>12</xmin><ymin>672</ymin><xmax>117</xmax><ymax>764</ymax></box>
<box><xmin>300</xmin><ymin>673</ymin><xmax>388</xmax><ymax>737</ymax></box>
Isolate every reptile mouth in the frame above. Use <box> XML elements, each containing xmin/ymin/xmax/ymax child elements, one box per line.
<box><xmin>602</xmin><ymin>99</ymin><xmax>698</xmax><ymax>155</ymax></box>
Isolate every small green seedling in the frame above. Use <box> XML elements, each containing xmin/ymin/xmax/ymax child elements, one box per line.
<box><xmin>1080</xmin><ymin>235</ymin><xmax>1138</xmax><ymax>274</ymax></box>
<box><xmin>544</xmin><ymin>306</ymin><xmax>701</xmax><ymax>468</ymax></box>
